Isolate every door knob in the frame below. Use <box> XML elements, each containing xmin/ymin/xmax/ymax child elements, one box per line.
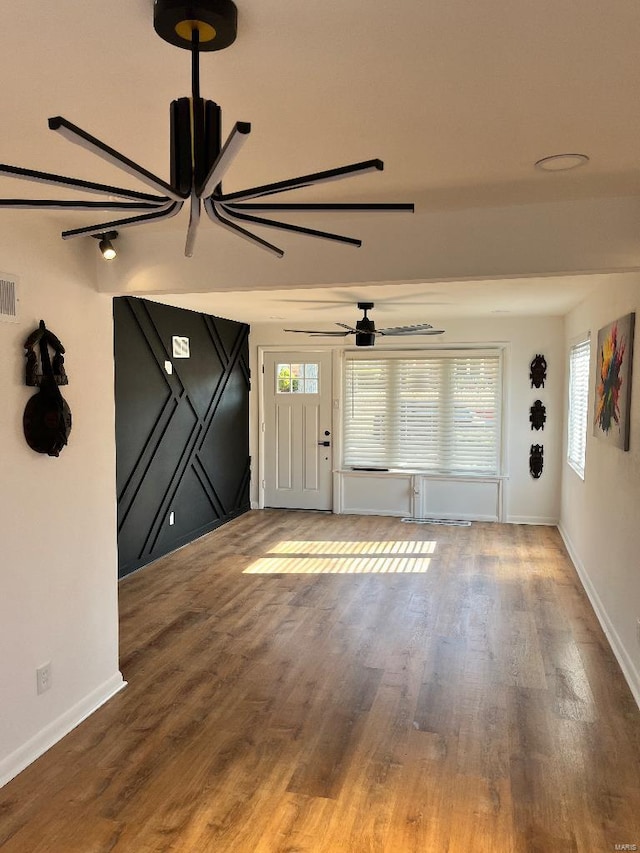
<box><xmin>317</xmin><ymin>440</ymin><xmax>331</xmax><ymax>447</ymax></box>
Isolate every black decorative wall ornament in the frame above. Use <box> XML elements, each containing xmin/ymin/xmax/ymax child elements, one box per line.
<box><xmin>530</xmin><ymin>354</ymin><xmax>547</xmax><ymax>388</ymax></box>
<box><xmin>23</xmin><ymin>321</ymin><xmax>72</xmax><ymax>457</ymax></box>
<box><xmin>529</xmin><ymin>444</ymin><xmax>544</xmax><ymax>479</ymax></box>
<box><xmin>529</xmin><ymin>400</ymin><xmax>546</xmax><ymax>431</ymax></box>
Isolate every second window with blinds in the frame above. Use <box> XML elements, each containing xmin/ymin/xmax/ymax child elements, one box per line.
<box><xmin>343</xmin><ymin>350</ymin><xmax>502</xmax><ymax>475</ymax></box>
<box><xmin>567</xmin><ymin>338</ymin><xmax>591</xmax><ymax>478</ymax></box>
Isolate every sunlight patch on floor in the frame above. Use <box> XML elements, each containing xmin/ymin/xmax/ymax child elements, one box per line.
<box><xmin>244</xmin><ymin>540</ymin><xmax>436</xmax><ymax>574</ymax></box>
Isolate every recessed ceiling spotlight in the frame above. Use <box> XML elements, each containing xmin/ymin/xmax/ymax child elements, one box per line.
<box><xmin>535</xmin><ymin>153</ymin><xmax>590</xmax><ymax>172</ymax></box>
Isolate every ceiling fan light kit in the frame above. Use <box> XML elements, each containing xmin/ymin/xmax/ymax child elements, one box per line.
<box><xmin>0</xmin><ymin>0</ymin><xmax>414</xmax><ymax>258</ymax></box>
<box><xmin>285</xmin><ymin>302</ymin><xmax>445</xmax><ymax>347</ymax></box>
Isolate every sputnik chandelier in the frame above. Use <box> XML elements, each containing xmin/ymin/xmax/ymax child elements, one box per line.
<box><xmin>0</xmin><ymin>0</ymin><xmax>414</xmax><ymax>258</ymax></box>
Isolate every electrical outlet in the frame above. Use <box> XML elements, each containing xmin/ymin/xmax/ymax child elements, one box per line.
<box><xmin>169</xmin><ymin>511</ymin><xmax>175</xmax><ymax>526</ymax></box>
<box><xmin>36</xmin><ymin>662</ymin><xmax>52</xmax><ymax>695</ymax></box>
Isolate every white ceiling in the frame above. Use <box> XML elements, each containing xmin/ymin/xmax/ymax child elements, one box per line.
<box><xmin>2</xmin><ymin>0</ymin><xmax>640</xmax><ymax>321</ymax></box>
<box><xmin>159</xmin><ymin>274</ymin><xmax>607</xmax><ymax>325</ymax></box>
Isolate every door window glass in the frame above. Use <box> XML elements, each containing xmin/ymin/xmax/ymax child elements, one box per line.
<box><xmin>277</xmin><ymin>362</ymin><xmax>320</xmax><ymax>394</ymax></box>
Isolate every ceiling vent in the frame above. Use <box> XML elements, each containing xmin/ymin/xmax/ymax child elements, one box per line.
<box><xmin>0</xmin><ymin>274</ymin><xmax>18</xmax><ymax>323</ymax></box>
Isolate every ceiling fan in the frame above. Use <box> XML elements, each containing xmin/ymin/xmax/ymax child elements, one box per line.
<box><xmin>284</xmin><ymin>302</ymin><xmax>445</xmax><ymax>347</ymax></box>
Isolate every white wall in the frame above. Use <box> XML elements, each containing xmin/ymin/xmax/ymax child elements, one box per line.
<box><xmin>250</xmin><ymin>315</ymin><xmax>565</xmax><ymax>524</ymax></box>
<box><xmin>0</xmin><ymin>220</ymin><xmax>124</xmax><ymax>787</ymax></box>
<box><xmin>560</xmin><ymin>277</ymin><xmax>640</xmax><ymax>706</ymax></box>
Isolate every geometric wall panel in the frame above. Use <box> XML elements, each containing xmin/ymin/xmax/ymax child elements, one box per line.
<box><xmin>113</xmin><ymin>297</ymin><xmax>250</xmax><ymax>578</ymax></box>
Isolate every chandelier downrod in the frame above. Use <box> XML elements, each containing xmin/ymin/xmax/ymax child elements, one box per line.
<box><xmin>192</xmin><ymin>28</ymin><xmax>201</xmax><ymax>102</ymax></box>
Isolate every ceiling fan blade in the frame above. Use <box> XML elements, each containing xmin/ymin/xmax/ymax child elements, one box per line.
<box><xmin>378</xmin><ymin>323</ymin><xmax>432</xmax><ymax>333</ymax></box>
<box><xmin>283</xmin><ymin>329</ymin><xmax>352</xmax><ymax>336</ymax></box>
<box><xmin>335</xmin><ymin>322</ymin><xmax>360</xmax><ymax>333</ymax></box>
<box><xmin>379</xmin><ymin>327</ymin><xmax>445</xmax><ymax>336</ymax></box>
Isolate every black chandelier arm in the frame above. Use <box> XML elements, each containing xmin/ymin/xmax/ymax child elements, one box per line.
<box><xmin>197</xmin><ymin>121</ymin><xmax>251</xmax><ymax>199</ymax></box>
<box><xmin>0</xmin><ymin>163</ymin><xmax>170</xmax><ymax>204</ymax></box>
<box><xmin>185</xmin><ymin>196</ymin><xmax>201</xmax><ymax>258</ymax></box>
<box><xmin>221</xmin><ymin>204</ymin><xmax>362</xmax><ymax>247</ymax></box>
<box><xmin>212</xmin><ymin>158</ymin><xmax>384</xmax><ymax>203</ymax></box>
<box><xmin>0</xmin><ymin>199</ymin><xmax>170</xmax><ymax>210</ymax></box>
<box><xmin>48</xmin><ymin>117</ymin><xmax>188</xmax><ymax>201</ymax></box>
<box><xmin>205</xmin><ymin>198</ymin><xmax>283</xmax><ymax>257</ymax></box>
<box><xmin>226</xmin><ymin>202</ymin><xmax>415</xmax><ymax>212</ymax></box>
<box><xmin>61</xmin><ymin>200</ymin><xmax>183</xmax><ymax>239</ymax></box>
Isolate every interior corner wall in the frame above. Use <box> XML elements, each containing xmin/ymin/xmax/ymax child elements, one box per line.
<box><xmin>249</xmin><ymin>315</ymin><xmax>564</xmax><ymax>524</ymax></box>
<box><xmin>113</xmin><ymin>297</ymin><xmax>251</xmax><ymax>577</ymax></box>
<box><xmin>560</xmin><ymin>276</ymin><xmax>640</xmax><ymax>706</ymax></box>
<box><xmin>0</xmin><ymin>221</ymin><xmax>124</xmax><ymax>788</ymax></box>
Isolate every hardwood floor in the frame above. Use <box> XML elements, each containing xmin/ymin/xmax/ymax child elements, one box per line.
<box><xmin>1</xmin><ymin>510</ymin><xmax>639</xmax><ymax>852</ymax></box>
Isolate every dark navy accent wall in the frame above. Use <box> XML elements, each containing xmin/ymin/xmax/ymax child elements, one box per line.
<box><xmin>113</xmin><ymin>297</ymin><xmax>250</xmax><ymax>578</ymax></box>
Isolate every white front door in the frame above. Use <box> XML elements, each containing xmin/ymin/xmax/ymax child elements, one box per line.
<box><xmin>263</xmin><ymin>351</ymin><xmax>333</xmax><ymax>510</ymax></box>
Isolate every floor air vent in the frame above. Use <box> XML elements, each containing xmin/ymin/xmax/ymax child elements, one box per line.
<box><xmin>402</xmin><ymin>517</ymin><xmax>472</xmax><ymax>526</ymax></box>
<box><xmin>0</xmin><ymin>274</ymin><xmax>18</xmax><ymax>323</ymax></box>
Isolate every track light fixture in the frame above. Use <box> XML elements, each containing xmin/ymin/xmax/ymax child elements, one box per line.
<box><xmin>93</xmin><ymin>231</ymin><xmax>118</xmax><ymax>260</ymax></box>
<box><xmin>0</xmin><ymin>0</ymin><xmax>414</xmax><ymax>258</ymax></box>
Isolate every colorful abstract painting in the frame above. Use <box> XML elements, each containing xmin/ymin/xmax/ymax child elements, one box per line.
<box><xmin>593</xmin><ymin>312</ymin><xmax>635</xmax><ymax>450</ymax></box>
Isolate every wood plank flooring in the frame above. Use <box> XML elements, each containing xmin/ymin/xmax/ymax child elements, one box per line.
<box><xmin>1</xmin><ymin>510</ymin><xmax>639</xmax><ymax>852</ymax></box>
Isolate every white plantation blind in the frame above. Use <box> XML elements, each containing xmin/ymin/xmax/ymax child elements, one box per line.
<box><xmin>567</xmin><ymin>338</ymin><xmax>590</xmax><ymax>477</ymax></box>
<box><xmin>344</xmin><ymin>352</ymin><xmax>502</xmax><ymax>474</ymax></box>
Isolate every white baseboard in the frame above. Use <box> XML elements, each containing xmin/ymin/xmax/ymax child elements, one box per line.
<box><xmin>559</xmin><ymin>523</ymin><xmax>640</xmax><ymax>710</ymax></box>
<box><xmin>507</xmin><ymin>515</ymin><xmax>559</xmax><ymax>525</ymax></box>
<box><xmin>0</xmin><ymin>671</ymin><xmax>127</xmax><ymax>789</ymax></box>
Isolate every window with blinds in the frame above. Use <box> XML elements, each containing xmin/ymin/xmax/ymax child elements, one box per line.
<box><xmin>567</xmin><ymin>338</ymin><xmax>590</xmax><ymax>478</ymax></box>
<box><xmin>343</xmin><ymin>352</ymin><xmax>502</xmax><ymax>474</ymax></box>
